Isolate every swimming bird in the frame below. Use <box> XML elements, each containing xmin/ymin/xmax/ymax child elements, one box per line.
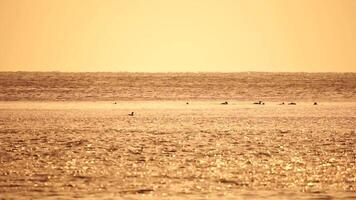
<box><xmin>253</xmin><ymin>101</ymin><xmax>261</xmax><ymax>105</ymax></box>
<box><xmin>128</xmin><ymin>112</ymin><xmax>134</xmax><ymax>116</ymax></box>
<box><xmin>288</xmin><ymin>102</ymin><xmax>296</xmax><ymax>105</ymax></box>
<box><xmin>314</xmin><ymin>102</ymin><xmax>318</xmax><ymax>105</ymax></box>
<box><xmin>186</xmin><ymin>102</ymin><xmax>189</xmax><ymax>105</ymax></box>
<box><xmin>221</xmin><ymin>101</ymin><xmax>228</xmax><ymax>105</ymax></box>
<box><xmin>279</xmin><ymin>102</ymin><xmax>285</xmax><ymax>105</ymax></box>
<box><xmin>254</xmin><ymin>101</ymin><xmax>265</xmax><ymax>105</ymax></box>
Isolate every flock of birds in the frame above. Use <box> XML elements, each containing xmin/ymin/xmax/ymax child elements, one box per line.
<box><xmin>220</xmin><ymin>101</ymin><xmax>318</xmax><ymax>106</ymax></box>
<box><xmin>113</xmin><ymin>101</ymin><xmax>318</xmax><ymax>117</ymax></box>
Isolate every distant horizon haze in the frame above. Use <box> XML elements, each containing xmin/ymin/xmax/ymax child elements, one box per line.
<box><xmin>1</xmin><ymin>72</ymin><xmax>355</xmax><ymax>101</ymax></box>
<box><xmin>0</xmin><ymin>69</ymin><xmax>356</xmax><ymax>73</ymax></box>
<box><xmin>1</xmin><ymin>0</ymin><xmax>356</xmax><ymax>72</ymax></box>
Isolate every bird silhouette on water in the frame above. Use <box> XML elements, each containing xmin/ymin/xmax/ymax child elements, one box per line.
<box><xmin>128</xmin><ymin>112</ymin><xmax>134</xmax><ymax>116</ymax></box>
<box><xmin>221</xmin><ymin>101</ymin><xmax>228</xmax><ymax>105</ymax></box>
<box><xmin>253</xmin><ymin>101</ymin><xmax>264</xmax><ymax>105</ymax></box>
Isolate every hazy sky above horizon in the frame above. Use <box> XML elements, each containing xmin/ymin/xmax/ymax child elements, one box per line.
<box><xmin>0</xmin><ymin>0</ymin><xmax>355</xmax><ymax>72</ymax></box>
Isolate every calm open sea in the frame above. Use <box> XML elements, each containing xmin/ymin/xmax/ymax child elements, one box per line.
<box><xmin>0</xmin><ymin>72</ymin><xmax>355</xmax><ymax>101</ymax></box>
<box><xmin>0</xmin><ymin>72</ymin><xmax>355</xmax><ymax>199</ymax></box>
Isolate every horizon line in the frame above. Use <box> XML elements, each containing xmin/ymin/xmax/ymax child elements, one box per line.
<box><xmin>0</xmin><ymin>70</ymin><xmax>355</xmax><ymax>74</ymax></box>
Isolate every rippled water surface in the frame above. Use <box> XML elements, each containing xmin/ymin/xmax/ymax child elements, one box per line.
<box><xmin>0</xmin><ymin>72</ymin><xmax>355</xmax><ymax>199</ymax></box>
<box><xmin>0</xmin><ymin>101</ymin><xmax>355</xmax><ymax>199</ymax></box>
<box><xmin>0</xmin><ymin>72</ymin><xmax>355</xmax><ymax>101</ymax></box>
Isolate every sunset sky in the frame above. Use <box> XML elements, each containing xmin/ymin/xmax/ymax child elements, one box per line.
<box><xmin>0</xmin><ymin>0</ymin><xmax>355</xmax><ymax>72</ymax></box>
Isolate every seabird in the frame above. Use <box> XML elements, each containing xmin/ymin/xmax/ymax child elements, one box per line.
<box><xmin>253</xmin><ymin>101</ymin><xmax>264</xmax><ymax>105</ymax></box>
<box><xmin>128</xmin><ymin>112</ymin><xmax>134</xmax><ymax>116</ymax></box>
<box><xmin>253</xmin><ymin>101</ymin><xmax>261</xmax><ymax>105</ymax></box>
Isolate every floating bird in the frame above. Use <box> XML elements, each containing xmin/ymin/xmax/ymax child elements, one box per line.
<box><xmin>314</xmin><ymin>102</ymin><xmax>318</xmax><ymax>105</ymax></box>
<box><xmin>128</xmin><ymin>112</ymin><xmax>134</xmax><ymax>116</ymax></box>
<box><xmin>186</xmin><ymin>102</ymin><xmax>189</xmax><ymax>105</ymax></box>
<box><xmin>279</xmin><ymin>102</ymin><xmax>285</xmax><ymax>105</ymax></box>
<box><xmin>114</xmin><ymin>102</ymin><xmax>117</xmax><ymax>104</ymax></box>
<box><xmin>221</xmin><ymin>101</ymin><xmax>228</xmax><ymax>105</ymax></box>
<box><xmin>288</xmin><ymin>102</ymin><xmax>296</xmax><ymax>105</ymax></box>
<box><xmin>253</xmin><ymin>101</ymin><xmax>264</xmax><ymax>105</ymax></box>
<box><xmin>253</xmin><ymin>101</ymin><xmax>261</xmax><ymax>105</ymax></box>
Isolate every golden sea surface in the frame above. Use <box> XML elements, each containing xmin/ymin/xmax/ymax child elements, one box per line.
<box><xmin>0</xmin><ymin>72</ymin><xmax>355</xmax><ymax>199</ymax></box>
<box><xmin>0</xmin><ymin>72</ymin><xmax>355</xmax><ymax>101</ymax></box>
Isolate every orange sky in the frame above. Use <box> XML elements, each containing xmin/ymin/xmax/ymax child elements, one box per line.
<box><xmin>0</xmin><ymin>0</ymin><xmax>355</xmax><ymax>72</ymax></box>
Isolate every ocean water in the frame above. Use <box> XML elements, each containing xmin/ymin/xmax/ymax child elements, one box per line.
<box><xmin>0</xmin><ymin>72</ymin><xmax>355</xmax><ymax>199</ymax></box>
<box><xmin>0</xmin><ymin>72</ymin><xmax>355</xmax><ymax>101</ymax></box>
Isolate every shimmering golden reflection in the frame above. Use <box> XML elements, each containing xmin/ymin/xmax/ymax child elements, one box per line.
<box><xmin>0</xmin><ymin>101</ymin><xmax>355</xmax><ymax>199</ymax></box>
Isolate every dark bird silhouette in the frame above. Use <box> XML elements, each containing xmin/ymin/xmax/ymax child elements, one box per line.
<box><xmin>128</xmin><ymin>112</ymin><xmax>134</xmax><ymax>116</ymax></box>
<box><xmin>186</xmin><ymin>102</ymin><xmax>189</xmax><ymax>105</ymax></box>
<box><xmin>253</xmin><ymin>101</ymin><xmax>265</xmax><ymax>105</ymax></box>
<box><xmin>314</xmin><ymin>102</ymin><xmax>318</xmax><ymax>105</ymax></box>
<box><xmin>221</xmin><ymin>101</ymin><xmax>228</xmax><ymax>105</ymax></box>
<box><xmin>288</xmin><ymin>102</ymin><xmax>296</xmax><ymax>105</ymax></box>
<box><xmin>279</xmin><ymin>102</ymin><xmax>285</xmax><ymax>105</ymax></box>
